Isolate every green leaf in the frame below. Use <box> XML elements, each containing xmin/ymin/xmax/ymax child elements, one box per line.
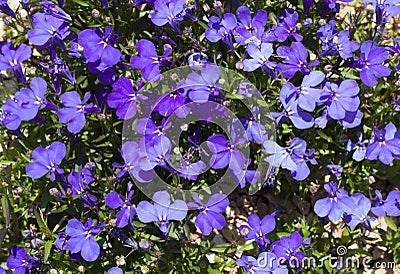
<box><xmin>71</xmin><ymin>0</ymin><xmax>90</xmax><ymax>6</ymax></box>
<box><xmin>44</xmin><ymin>240</ymin><xmax>53</xmax><ymax>263</ymax></box>
<box><xmin>384</xmin><ymin>216</ymin><xmax>397</xmax><ymax>231</ymax></box>
<box><xmin>34</xmin><ymin>208</ymin><xmax>53</xmax><ymax>239</ymax></box>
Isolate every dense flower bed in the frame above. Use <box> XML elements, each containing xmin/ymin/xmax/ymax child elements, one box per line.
<box><xmin>0</xmin><ymin>0</ymin><xmax>399</xmax><ymax>273</ymax></box>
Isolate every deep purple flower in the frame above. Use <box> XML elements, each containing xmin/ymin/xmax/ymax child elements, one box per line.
<box><xmin>108</xmin><ymin>77</ymin><xmax>147</xmax><ymax>120</ymax></box>
<box><xmin>41</xmin><ymin>0</ymin><xmax>72</xmax><ymax>21</ymax></box>
<box><xmin>39</xmin><ymin>56</ymin><xmax>75</xmax><ymax>94</ymax></box>
<box><xmin>239</xmin><ymin>213</ymin><xmax>276</xmax><ymax>251</ymax></box>
<box><xmin>187</xmin><ymin>194</ymin><xmax>229</xmax><ymax>235</ymax></box>
<box><xmin>154</xmin><ymin>88</ymin><xmax>187</xmax><ymax>117</ymax></box>
<box><xmin>346</xmin><ymin>132</ymin><xmax>369</xmax><ymax>161</ymax></box>
<box><xmin>276</xmin><ymin>42</ymin><xmax>319</xmax><ymax>79</ymax></box>
<box><xmin>65</xmin><ymin>218</ymin><xmax>104</xmax><ymax>262</ymax></box>
<box><xmin>365</xmin><ymin>123</ymin><xmax>400</xmax><ymax>164</ymax></box>
<box><xmin>66</xmin><ymin>170</ymin><xmax>97</xmax><ymax>207</ymax></box>
<box><xmin>371</xmin><ymin>190</ymin><xmax>400</xmax><ymax>217</ymax></box>
<box><xmin>105</xmin><ymin>185</ymin><xmax>136</xmax><ymax>229</ymax></box>
<box><xmin>265</xmin><ymin>9</ymin><xmax>302</xmax><ymax>42</ymax></box>
<box><xmin>237</xmin><ymin>252</ymin><xmax>288</xmax><ymax>274</ymax></box>
<box><xmin>6</xmin><ymin>246</ymin><xmax>40</xmax><ymax>273</ymax></box>
<box><xmin>270</xmin><ymin>231</ymin><xmax>305</xmax><ymax>268</ymax></box>
<box><xmin>234</xmin><ymin>6</ymin><xmax>267</xmax><ymax>45</ymax></box>
<box><xmin>364</xmin><ymin>0</ymin><xmax>400</xmax><ymax>28</ymax></box>
<box><xmin>26</xmin><ymin>141</ymin><xmax>66</xmax><ymax>181</ymax></box>
<box><xmin>28</xmin><ymin>13</ymin><xmax>71</xmax><ymax>48</ymax></box>
<box><xmin>344</xmin><ymin>193</ymin><xmax>376</xmax><ymax>231</ymax></box>
<box><xmin>130</xmin><ymin>39</ymin><xmax>172</xmax><ymax>82</ymax></box>
<box><xmin>78</xmin><ymin>26</ymin><xmax>120</xmax><ymax>68</ymax></box>
<box><xmin>0</xmin><ymin>0</ymin><xmax>15</xmax><ymax>17</ymax></box>
<box><xmin>205</xmin><ymin>13</ymin><xmax>237</xmax><ymax>50</ymax></box>
<box><xmin>314</xmin><ymin>182</ymin><xmax>352</xmax><ymax>221</ymax></box>
<box><xmin>243</xmin><ymin>43</ymin><xmax>276</xmax><ymax>77</ymax></box>
<box><xmin>54</xmin><ymin>232</ymin><xmax>69</xmax><ymax>252</ymax></box>
<box><xmin>58</xmin><ymin>91</ymin><xmax>100</xmax><ymax>134</ymax></box>
<box><xmin>150</xmin><ymin>0</ymin><xmax>186</xmax><ymax>35</ymax></box>
<box><xmin>136</xmin><ymin>191</ymin><xmax>188</xmax><ymax>238</ymax></box>
<box><xmin>0</xmin><ymin>43</ymin><xmax>32</xmax><ymax>83</ymax></box>
<box><xmin>356</xmin><ymin>41</ymin><xmax>391</xmax><ymax>87</ymax></box>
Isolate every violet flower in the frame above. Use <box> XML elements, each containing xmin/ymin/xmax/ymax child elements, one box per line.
<box><xmin>265</xmin><ymin>9</ymin><xmax>302</xmax><ymax>42</ymax></box>
<box><xmin>371</xmin><ymin>190</ymin><xmax>400</xmax><ymax>217</ymax></box>
<box><xmin>270</xmin><ymin>232</ymin><xmax>305</xmax><ymax>268</ymax></box>
<box><xmin>239</xmin><ymin>213</ymin><xmax>276</xmax><ymax>251</ymax></box>
<box><xmin>365</xmin><ymin>123</ymin><xmax>400</xmax><ymax>164</ymax></box>
<box><xmin>0</xmin><ymin>0</ymin><xmax>15</xmax><ymax>17</ymax></box>
<box><xmin>6</xmin><ymin>246</ymin><xmax>40</xmax><ymax>273</ymax></box>
<box><xmin>205</xmin><ymin>13</ymin><xmax>238</xmax><ymax>50</ymax></box>
<box><xmin>0</xmin><ymin>43</ymin><xmax>32</xmax><ymax>83</ymax></box>
<box><xmin>105</xmin><ymin>183</ymin><xmax>136</xmax><ymax>229</ymax></box>
<box><xmin>237</xmin><ymin>252</ymin><xmax>288</xmax><ymax>274</ymax></box>
<box><xmin>243</xmin><ymin>43</ymin><xmax>277</xmax><ymax>77</ymax></box>
<box><xmin>234</xmin><ymin>5</ymin><xmax>267</xmax><ymax>45</ymax></box>
<box><xmin>150</xmin><ymin>0</ymin><xmax>186</xmax><ymax>35</ymax></box>
<box><xmin>344</xmin><ymin>193</ymin><xmax>376</xmax><ymax>231</ymax></box>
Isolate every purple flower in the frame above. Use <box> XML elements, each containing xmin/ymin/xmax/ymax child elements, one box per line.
<box><xmin>28</xmin><ymin>13</ymin><xmax>71</xmax><ymax>48</ymax></box>
<box><xmin>0</xmin><ymin>0</ymin><xmax>15</xmax><ymax>17</ymax></box>
<box><xmin>237</xmin><ymin>252</ymin><xmax>288</xmax><ymax>274</ymax></box>
<box><xmin>26</xmin><ymin>141</ymin><xmax>66</xmax><ymax>181</ymax></box>
<box><xmin>130</xmin><ymin>39</ymin><xmax>172</xmax><ymax>82</ymax></box>
<box><xmin>0</xmin><ymin>43</ymin><xmax>32</xmax><ymax>83</ymax></box>
<box><xmin>230</xmin><ymin>152</ymin><xmax>260</xmax><ymax>188</ymax></box>
<box><xmin>344</xmin><ymin>193</ymin><xmax>376</xmax><ymax>231</ymax></box>
<box><xmin>54</xmin><ymin>232</ymin><xmax>69</xmax><ymax>252</ymax></box>
<box><xmin>270</xmin><ymin>231</ymin><xmax>305</xmax><ymax>268</ymax></box>
<box><xmin>264</xmin><ymin>138</ymin><xmax>303</xmax><ymax>172</ymax></box>
<box><xmin>326</xmin><ymin>164</ymin><xmax>343</xmax><ymax>177</ymax></box>
<box><xmin>314</xmin><ymin>182</ymin><xmax>352</xmax><ymax>221</ymax></box>
<box><xmin>150</xmin><ymin>0</ymin><xmax>186</xmax><ymax>35</ymax></box>
<box><xmin>346</xmin><ymin>132</ymin><xmax>369</xmax><ymax>161</ymax></box>
<box><xmin>1</xmin><ymin>99</ymin><xmax>22</xmax><ymax>130</ymax></box>
<box><xmin>291</xmin><ymin>147</ymin><xmax>317</xmax><ymax>181</ymax></box>
<box><xmin>234</xmin><ymin>6</ymin><xmax>268</xmax><ymax>45</ymax></box>
<box><xmin>356</xmin><ymin>40</ymin><xmax>391</xmax><ymax>87</ymax></box>
<box><xmin>265</xmin><ymin>9</ymin><xmax>302</xmax><ymax>42</ymax></box>
<box><xmin>239</xmin><ymin>213</ymin><xmax>276</xmax><ymax>251</ymax></box>
<box><xmin>105</xmin><ymin>186</ymin><xmax>136</xmax><ymax>229</ymax></box>
<box><xmin>108</xmin><ymin>267</ymin><xmax>123</xmax><ymax>274</ymax></box>
<box><xmin>39</xmin><ymin>56</ymin><xmax>75</xmax><ymax>94</ymax></box>
<box><xmin>6</xmin><ymin>246</ymin><xmax>40</xmax><ymax>273</ymax></box>
<box><xmin>108</xmin><ymin>77</ymin><xmax>147</xmax><ymax>120</ymax></box>
<box><xmin>0</xmin><ymin>266</ymin><xmax>5</xmax><ymax>274</ymax></box>
<box><xmin>154</xmin><ymin>88</ymin><xmax>187</xmax><ymax>117</ymax></box>
<box><xmin>66</xmin><ymin>170</ymin><xmax>97</xmax><ymax>207</ymax></box>
<box><xmin>363</xmin><ymin>0</ymin><xmax>400</xmax><ymax>28</ymax></box>
<box><xmin>205</xmin><ymin>13</ymin><xmax>238</xmax><ymax>50</ymax></box>
<box><xmin>319</xmin><ymin>80</ymin><xmax>360</xmax><ymax>120</ymax></box>
<box><xmin>41</xmin><ymin>0</ymin><xmax>72</xmax><ymax>22</ymax></box>
<box><xmin>136</xmin><ymin>191</ymin><xmax>188</xmax><ymax>238</ymax></box>
<box><xmin>65</xmin><ymin>218</ymin><xmax>104</xmax><ymax>262</ymax></box>
<box><xmin>58</xmin><ymin>91</ymin><xmax>100</xmax><ymax>134</ymax></box>
<box><xmin>365</xmin><ymin>123</ymin><xmax>400</xmax><ymax>164</ymax></box>
<box><xmin>270</xmin><ymin>98</ymin><xmax>314</xmax><ymax>129</ymax></box>
<box><xmin>276</xmin><ymin>42</ymin><xmax>319</xmax><ymax>79</ymax></box>
<box><xmin>371</xmin><ymin>190</ymin><xmax>400</xmax><ymax>217</ymax></box>
<box><xmin>243</xmin><ymin>43</ymin><xmax>276</xmax><ymax>77</ymax></box>
<box><xmin>187</xmin><ymin>194</ymin><xmax>229</xmax><ymax>235</ymax></box>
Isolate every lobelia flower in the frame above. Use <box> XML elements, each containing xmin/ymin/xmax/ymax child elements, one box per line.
<box><xmin>270</xmin><ymin>97</ymin><xmax>314</xmax><ymax>129</ymax></box>
<box><xmin>187</xmin><ymin>193</ymin><xmax>229</xmax><ymax>235</ymax></box>
<box><xmin>6</xmin><ymin>246</ymin><xmax>40</xmax><ymax>273</ymax></box>
<box><xmin>28</xmin><ymin>13</ymin><xmax>71</xmax><ymax>48</ymax></box>
<box><xmin>65</xmin><ymin>170</ymin><xmax>97</xmax><ymax>207</ymax></box>
<box><xmin>327</xmin><ymin>30</ymin><xmax>359</xmax><ymax>59</ymax></box>
<box><xmin>270</xmin><ymin>231</ymin><xmax>305</xmax><ymax>268</ymax></box>
<box><xmin>110</xmin><ymin>228</ymin><xmax>138</xmax><ymax>249</ymax></box>
<box><xmin>39</xmin><ymin>56</ymin><xmax>75</xmax><ymax>94</ymax></box>
<box><xmin>239</xmin><ymin>213</ymin><xmax>276</xmax><ymax>251</ymax></box>
<box><xmin>279</xmin><ymin>70</ymin><xmax>325</xmax><ymax>112</ymax></box>
<box><xmin>136</xmin><ymin>190</ymin><xmax>188</xmax><ymax>238</ymax></box>
<box><xmin>105</xmin><ymin>183</ymin><xmax>136</xmax><ymax>229</ymax></box>
<box><xmin>229</xmin><ymin>152</ymin><xmax>260</xmax><ymax>188</ymax></box>
<box><xmin>317</xmin><ymin>20</ymin><xmax>338</xmax><ymax>49</ymax></box>
<box><xmin>108</xmin><ymin>267</ymin><xmax>123</xmax><ymax>274</ymax></box>
<box><xmin>346</xmin><ymin>132</ymin><xmax>369</xmax><ymax>161</ymax></box>
<box><xmin>130</xmin><ymin>39</ymin><xmax>172</xmax><ymax>82</ymax></box>
<box><xmin>185</xmin><ymin>64</ymin><xmax>223</xmax><ymax>103</ymax></box>
<box><xmin>65</xmin><ymin>218</ymin><xmax>104</xmax><ymax>262</ymax></box>
<box><xmin>291</xmin><ymin>147</ymin><xmax>317</xmax><ymax>181</ymax></box>
<box><xmin>326</xmin><ymin>164</ymin><xmax>343</xmax><ymax>177</ymax></box>
<box><xmin>154</xmin><ymin>87</ymin><xmax>187</xmax><ymax>117</ymax></box>
<box><xmin>41</xmin><ymin>0</ymin><xmax>72</xmax><ymax>22</ymax></box>
<box><xmin>343</xmin><ymin>193</ymin><xmax>376</xmax><ymax>231</ymax></box>
<box><xmin>150</xmin><ymin>0</ymin><xmax>186</xmax><ymax>35</ymax></box>
<box><xmin>371</xmin><ymin>190</ymin><xmax>400</xmax><ymax>217</ymax></box>
<box><xmin>236</xmin><ymin>252</ymin><xmax>288</xmax><ymax>274</ymax></box>
<box><xmin>243</xmin><ymin>42</ymin><xmax>277</xmax><ymax>78</ymax></box>
<box><xmin>58</xmin><ymin>91</ymin><xmax>100</xmax><ymax>134</ymax></box>
<box><xmin>108</xmin><ymin>77</ymin><xmax>147</xmax><ymax>120</ymax></box>
<box><xmin>276</xmin><ymin>42</ymin><xmax>319</xmax><ymax>79</ymax></box>
<box><xmin>365</xmin><ymin>123</ymin><xmax>400</xmax><ymax>164</ymax></box>
<box><xmin>354</xmin><ymin>40</ymin><xmax>391</xmax><ymax>87</ymax></box>
<box><xmin>26</xmin><ymin>141</ymin><xmax>66</xmax><ymax>181</ymax></box>
<box><xmin>363</xmin><ymin>0</ymin><xmax>400</xmax><ymax>29</ymax></box>
<box><xmin>0</xmin><ymin>0</ymin><xmax>15</xmax><ymax>17</ymax></box>
<box><xmin>0</xmin><ymin>43</ymin><xmax>32</xmax><ymax>83</ymax></box>
<box><xmin>264</xmin><ymin>138</ymin><xmax>304</xmax><ymax>172</ymax></box>
<box><xmin>54</xmin><ymin>232</ymin><xmax>69</xmax><ymax>252</ymax></box>
<box><xmin>234</xmin><ymin>6</ymin><xmax>268</xmax><ymax>45</ymax></box>
<box><xmin>264</xmin><ymin>9</ymin><xmax>302</xmax><ymax>42</ymax></box>
<box><xmin>176</xmin><ymin>156</ymin><xmax>206</xmax><ymax>181</ymax></box>
<box><xmin>0</xmin><ymin>100</ymin><xmax>23</xmax><ymax>130</ymax></box>
<box><xmin>0</xmin><ymin>266</ymin><xmax>4</xmax><ymax>274</ymax></box>
<box><xmin>313</xmin><ymin>182</ymin><xmax>352</xmax><ymax>222</ymax></box>
<box><xmin>205</xmin><ymin>13</ymin><xmax>238</xmax><ymax>50</ymax></box>
<box><xmin>78</xmin><ymin>26</ymin><xmax>120</xmax><ymax>73</ymax></box>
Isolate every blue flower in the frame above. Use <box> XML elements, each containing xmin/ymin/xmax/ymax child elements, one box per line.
<box><xmin>130</xmin><ymin>39</ymin><xmax>172</xmax><ymax>82</ymax></box>
<box><xmin>65</xmin><ymin>170</ymin><xmax>97</xmax><ymax>207</ymax></box>
<box><xmin>346</xmin><ymin>132</ymin><xmax>369</xmax><ymax>161</ymax></box>
<box><xmin>371</xmin><ymin>190</ymin><xmax>400</xmax><ymax>217</ymax></box>
<box><xmin>239</xmin><ymin>213</ymin><xmax>276</xmax><ymax>251</ymax></box>
<box><xmin>39</xmin><ymin>56</ymin><xmax>75</xmax><ymax>94</ymax></box>
<box><xmin>270</xmin><ymin>98</ymin><xmax>314</xmax><ymax>129</ymax></box>
<box><xmin>265</xmin><ymin>9</ymin><xmax>302</xmax><ymax>42</ymax></box>
<box><xmin>344</xmin><ymin>193</ymin><xmax>376</xmax><ymax>231</ymax></box>
<box><xmin>58</xmin><ymin>91</ymin><xmax>100</xmax><ymax>134</ymax></box>
<box><xmin>187</xmin><ymin>194</ymin><xmax>229</xmax><ymax>236</ymax></box>
<box><xmin>243</xmin><ymin>43</ymin><xmax>276</xmax><ymax>77</ymax></box>
<box><xmin>41</xmin><ymin>0</ymin><xmax>72</xmax><ymax>22</ymax></box>
<box><xmin>150</xmin><ymin>0</ymin><xmax>186</xmax><ymax>35</ymax></box>
<box><xmin>234</xmin><ymin>6</ymin><xmax>267</xmax><ymax>45</ymax></box>
<box><xmin>326</xmin><ymin>164</ymin><xmax>343</xmax><ymax>177</ymax></box>
<box><xmin>108</xmin><ymin>267</ymin><xmax>123</xmax><ymax>274</ymax></box>
<box><xmin>136</xmin><ymin>190</ymin><xmax>188</xmax><ymax>238</ymax></box>
<box><xmin>314</xmin><ymin>182</ymin><xmax>352</xmax><ymax>222</ymax></box>
<box><xmin>365</xmin><ymin>123</ymin><xmax>400</xmax><ymax>164</ymax></box>
<box><xmin>26</xmin><ymin>141</ymin><xmax>66</xmax><ymax>181</ymax></box>
<box><xmin>105</xmin><ymin>186</ymin><xmax>136</xmax><ymax>229</ymax></box>
<box><xmin>6</xmin><ymin>246</ymin><xmax>40</xmax><ymax>273</ymax></box>
<box><xmin>205</xmin><ymin>13</ymin><xmax>237</xmax><ymax>50</ymax></box>
<box><xmin>237</xmin><ymin>252</ymin><xmax>288</xmax><ymax>274</ymax></box>
<box><xmin>65</xmin><ymin>218</ymin><xmax>104</xmax><ymax>262</ymax></box>
<box><xmin>270</xmin><ymin>231</ymin><xmax>305</xmax><ymax>268</ymax></box>
<box><xmin>0</xmin><ymin>43</ymin><xmax>32</xmax><ymax>83</ymax></box>
<box><xmin>0</xmin><ymin>0</ymin><xmax>15</xmax><ymax>17</ymax></box>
